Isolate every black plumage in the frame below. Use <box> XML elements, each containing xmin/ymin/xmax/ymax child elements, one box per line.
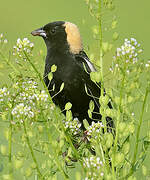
<box><xmin>31</xmin><ymin>21</ymin><xmax>114</xmax><ymax>130</ymax></box>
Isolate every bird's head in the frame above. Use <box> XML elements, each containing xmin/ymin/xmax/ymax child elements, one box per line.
<box><xmin>31</xmin><ymin>21</ymin><xmax>83</xmax><ymax>54</ymax></box>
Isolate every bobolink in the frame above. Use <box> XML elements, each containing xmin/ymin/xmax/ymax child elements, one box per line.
<box><xmin>31</xmin><ymin>21</ymin><xmax>113</xmax><ymax>130</ymax></box>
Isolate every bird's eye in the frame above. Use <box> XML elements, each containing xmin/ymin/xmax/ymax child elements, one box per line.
<box><xmin>51</xmin><ymin>28</ymin><xmax>56</xmax><ymax>34</ymax></box>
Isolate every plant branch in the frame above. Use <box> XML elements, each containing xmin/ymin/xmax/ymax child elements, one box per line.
<box><xmin>0</xmin><ymin>50</ymin><xmax>20</xmax><ymax>74</ymax></box>
<box><xmin>23</xmin><ymin>121</ymin><xmax>43</xmax><ymax>179</ymax></box>
<box><xmin>125</xmin><ymin>88</ymin><xmax>149</xmax><ymax>178</ymax></box>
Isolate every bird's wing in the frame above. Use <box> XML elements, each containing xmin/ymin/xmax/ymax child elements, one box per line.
<box><xmin>75</xmin><ymin>51</ymin><xmax>114</xmax><ymax>130</ymax></box>
<box><xmin>75</xmin><ymin>51</ymin><xmax>100</xmax><ymax>109</ymax></box>
<box><xmin>75</xmin><ymin>51</ymin><xmax>96</xmax><ymax>73</ymax></box>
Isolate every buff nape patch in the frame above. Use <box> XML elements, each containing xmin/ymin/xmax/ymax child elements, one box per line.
<box><xmin>64</xmin><ymin>22</ymin><xmax>83</xmax><ymax>54</ymax></box>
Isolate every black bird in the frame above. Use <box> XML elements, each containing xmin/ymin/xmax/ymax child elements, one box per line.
<box><xmin>31</xmin><ymin>21</ymin><xmax>114</xmax><ymax>130</ymax></box>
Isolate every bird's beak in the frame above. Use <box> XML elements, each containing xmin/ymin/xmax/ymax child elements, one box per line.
<box><xmin>31</xmin><ymin>28</ymin><xmax>47</xmax><ymax>38</ymax></box>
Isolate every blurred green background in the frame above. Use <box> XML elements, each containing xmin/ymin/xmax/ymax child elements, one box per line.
<box><xmin>0</xmin><ymin>0</ymin><xmax>150</xmax><ymax>58</ymax></box>
<box><xmin>0</xmin><ymin>0</ymin><xmax>150</xmax><ymax>179</ymax></box>
<box><xmin>0</xmin><ymin>0</ymin><xmax>150</xmax><ymax>74</ymax></box>
<box><xmin>0</xmin><ymin>0</ymin><xmax>150</xmax><ymax>83</ymax></box>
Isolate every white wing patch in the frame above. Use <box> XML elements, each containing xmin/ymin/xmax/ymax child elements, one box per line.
<box><xmin>84</xmin><ymin>58</ymin><xmax>96</xmax><ymax>72</ymax></box>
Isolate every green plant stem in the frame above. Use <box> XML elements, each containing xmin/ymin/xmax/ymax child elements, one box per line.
<box><xmin>98</xmin><ymin>0</ymin><xmax>108</xmax><ymax>134</ymax></box>
<box><xmin>54</xmin><ymin>110</ymin><xmax>85</xmax><ymax>171</ymax></box>
<box><xmin>23</xmin><ymin>121</ymin><xmax>43</xmax><ymax>179</ymax></box>
<box><xmin>0</xmin><ymin>50</ymin><xmax>20</xmax><ymax>74</ymax></box>
<box><xmin>112</xmin><ymin>72</ymin><xmax>126</xmax><ymax>179</ymax></box>
<box><xmin>125</xmin><ymin>88</ymin><xmax>149</xmax><ymax>179</ymax></box>
<box><xmin>8</xmin><ymin>114</ymin><xmax>13</xmax><ymax>162</ymax></box>
<box><xmin>98</xmin><ymin>0</ymin><xmax>104</xmax><ymax>91</ymax></box>
<box><xmin>23</xmin><ymin>52</ymin><xmax>45</xmax><ymax>87</ymax></box>
<box><xmin>47</xmin><ymin>131</ymin><xmax>69</xmax><ymax>180</ymax></box>
<box><xmin>23</xmin><ymin>51</ymin><xmax>53</xmax><ymax>103</ymax></box>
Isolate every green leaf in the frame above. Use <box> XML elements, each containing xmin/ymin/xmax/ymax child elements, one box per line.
<box><xmin>90</xmin><ymin>71</ymin><xmax>101</xmax><ymax>83</ymax></box>
<box><xmin>89</xmin><ymin>100</ymin><xmax>95</xmax><ymax>112</ymax></box>
<box><xmin>0</xmin><ymin>145</ymin><xmax>7</xmax><ymax>155</ymax></box>
<box><xmin>111</xmin><ymin>20</ymin><xmax>117</xmax><ymax>29</ymax></box>
<box><xmin>88</xmin><ymin>109</ymin><xmax>92</xmax><ymax>119</ymax></box>
<box><xmin>51</xmin><ymin>64</ymin><xmax>57</xmax><ymax>72</ymax></box>
<box><xmin>59</xmin><ymin>139</ymin><xmax>64</xmax><ymax>148</ymax></box>
<box><xmin>99</xmin><ymin>95</ymin><xmax>109</xmax><ymax>106</ymax></box>
<box><xmin>65</xmin><ymin>102</ymin><xmax>72</xmax><ymax>111</ymax></box>
<box><xmin>14</xmin><ymin>159</ymin><xmax>23</xmax><ymax>169</ymax></box>
<box><xmin>128</xmin><ymin>123</ymin><xmax>135</xmax><ymax>134</ymax></box>
<box><xmin>118</xmin><ymin>122</ymin><xmax>126</xmax><ymax>132</ymax></box>
<box><xmin>25</xmin><ymin>167</ymin><xmax>32</xmax><ymax>177</ymax></box>
<box><xmin>102</xmin><ymin>42</ymin><xmax>109</xmax><ymax>53</ymax></box>
<box><xmin>142</xmin><ymin>165</ymin><xmax>147</xmax><ymax>176</ymax></box>
<box><xmin>122</xmin><ymin>142</ymin><xmax>130</xmax><ymax>155</ymax></box>
<box><xmin>0</xmin><ymin>63</ymin><xmax>4</xmax><ymax>69</ymax></box>
<box><xmin>114</xmin><ymin>152</ymin><xmax>124</xmax><ymax>166</ymax></box>
<box><xmin>105</xmin><ymin>133</ymin><xmax>113</xmax><ymax>148</ymax></box>
<box><xmin>83</xmin><ymin>119</ymin><xmax>89</xmax><ymax>129</ymax></box>
<box><xmin>52</xmin><ymin>84</ymin><xmax>55</xmax><ymax>91</ymax></box>
<box><xmin>143</xmin><ymin>140</ymin><xmax>150</xmax><ymax>151</ymax></box>
<box><xmin>48</xmin><ymin>72</ymin><xmax>53</xmax><ymax>81</ymax></box>
<box><xmin>75</xmin><ymin>172</ymin><xmax>81</xmax><ymax>180</ymax></box>
<box><xmin>113</xmin><ymin>32</ymin><xmax>119</xmax><ymax>40</ymax></box>
<box><xmin>60</xmin><ymin>82</ymin><xmax>64</xmax><ymax>92</ymax></box>
<box><xmin>66</xmin><ymin>110</ymin><xmax>72</xmax><ymax>120</ymax></box>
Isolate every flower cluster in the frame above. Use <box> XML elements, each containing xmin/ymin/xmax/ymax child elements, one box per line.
<box><xmin>36</xmin><ymin>90</ymin><xmax>48</xmax><ymax>102</ymax></box>
<box><xmin>110</xmin><ymin>38</ymin><xmax>143</xmax><ymax>74</ymax></box>
<box><xmin>86</xmin><ymin>121</ymin><xmax>104</xmax><ymax>140</ymax></box>
<box><xmin>84</xmin><ymin>156</ymin><xmax>104</xmax><ymax>180</ymax></box>
<box><xmin>115</xmin><ymin>38</ymin><xmax>142</xmax><ymax>62</ymax></box>
<box><xmin>145</xmin><ymin>60</ymin><xmax>150</xmax><ymax>68</ymax></box>
<box><xmin>13</xmin><ymin>38</ymin><xmax>34</xmax><ymax>58</ymax></box>
<box><xmin>0</xmin><ymin>33</ymin><xmax>8</xmax><ymax>44</ymax></box>
<box><xmin>11</xmin><ymin>103</ymin><xmax>34</xmax><ymax>122</ymax></box>
<box><xmin>63</xmin><ymin>117</ymin><xmax>81</xmax><ymax>135</ymax></box>
<box><xmin>0</xmin><ymin>87</ymin><xmax>9</xmax><ymax>102</ymax></box>
<box><xmin>14</xmin><ymin>79</ymin><xmax>49</xmax><ymax>106</ymax></box>
<box><xmin>15</xmin><ymin>80</ymin><xmax>37</xmax><ymax>105</ymax></box>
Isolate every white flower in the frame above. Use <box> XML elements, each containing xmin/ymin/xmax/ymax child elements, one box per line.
<box><xmin>131</xmin><ymin>112</ymin><xmax>135</xmax><ymax>116</ymax></box>
<box><xmin>63</xmin><ymin>117</ymin><xmax>81</xmax><ymax>135</ymax></box>
<box><xmin>87</xmin><ymin>121</ymin><xmax>104</xmax><ymax>139</ymax></box>
<box><xmin>17</xmin><ymin>38</ymin><xmax>21</xmax><ymax>44</ymax></box>
<box><xmin>0</xmin><ymin>33</ymin><xmax>3</xmax><ymax>38</ymax></box>
<box><xmin>145</xmin><ymin>64</ymin><xmax>149</xmax><ymax>67</ymax></box>
<box><xmin>30</xmin><ymin>43</ymin><xmax>34</xmax><ymax>48</ymax></box>
<box><xmin>11</xmin><ymin>103</ymin><xmax>34</xmax><ymax>120</ymax></box>
<box><xmin>114</xmin><ymin>38</ymin><xmax>142</xmax><ymax>65</ymax></box>
<box><xmin>0</xmin><ymin>87</ymin><xmax>9</xmax><ymax>101</ymax></box>
<box><xmin>101</xmin><ymin>172</ymin><xmax>104</xmax><ymax>176</ymax></box>
<box><xmin>13</xmin><ymin>38</ymin><xmax>34</xmax><ymax>58</ymax></box>
<box><xmin>4</xmin><ymin>39</ymin><xmax>8</xmax><ymax>44</ymax></box>
<box><xmin>126</xmin><ymin>70</ymin><xmax>130</xmax><ymax>74</ymax></box>
<box><xmin>83</xmin><ymin>156</ymin><xmax>104</xmax><ymax>179</ymax></box>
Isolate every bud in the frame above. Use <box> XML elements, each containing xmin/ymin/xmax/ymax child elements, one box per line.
<box><xmin>0</xmin><ymin>145</ymin><xmax>7</xmax><ymax>155</ymax></box>
<box><xmin>25</xmin><ymin>168</ymin><xmax>32</xmax><ymax>177</ymax></box>
<box><xmin>38</xmin><ymin>125</ymin><xmax>43</xmax><ymax>133</ymax></box>
<box><xmin>122</xmin><ymin>142</ymin><xmax>130</xmax><ymax>155</ymax></box>
<box><xmin>14</xmin><ymin>159</ymin><xmax>23</xmax><ymax>169</ymax></box>
<box><xmin>114</xmin><ymin>152</ymin><xmax>124</xmax><ymax>166</ymax></box>
<box><xmin>113</xmin><ymin>32</ymin><xmax>119</xmax><ymax>40</ymax></box>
